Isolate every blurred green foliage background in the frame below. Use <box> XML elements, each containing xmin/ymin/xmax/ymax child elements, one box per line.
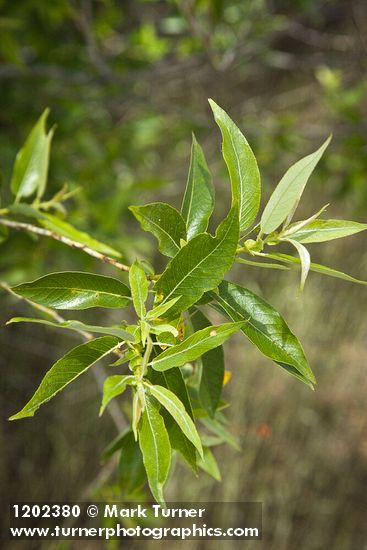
<box><xmin>1</xmin><ymin>1</ymin><xmax>366</xmax><ymax>548</ymax></box>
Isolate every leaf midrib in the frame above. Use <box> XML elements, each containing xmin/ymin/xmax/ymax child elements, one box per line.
<box><xmin>139</xmin><ymin>211</ymin><xmax>180</xmax><ymax>253</ymax></box>
<box><xmin>262</xmin><ymin>153</ymin><xmax>320</xmax><ymax>229</ymax></box>
<box><xmin>214</xmin><ymin>294</ymin><xmax>308</xmax><ymax>376</ymax></box>
<box><xmin>20</xmin><ymin>285</ymin><xmax>130</xmax><ymax>300</ymax></box>
<box><xmin>228</xmin><ymin>128</ymin><xmax>246</xmax><ymax>223</ymax></box>
<box><xmin>109</xmin><ymin>376</ymin><xmax>134</xmax><ymax>392</ymax></box>
<box><xmin>160</xmin><ymin>214</ymin><xmax>235</xmax><ymax>305</ymax></box>
<box><xmin>294</xmin><ymin>225</ymin><xmax>367</xmax><ymax>237</ymax></box>
<box><xmin>151</xmin><ymin>326</ymin><xmax>235</xmax><ymax>368</ymax></box>
<box><xmin>223</xmin><ymin>121</ymin><xmax>259</xmax><ymax>229</ymax></box>
<box><xmin>149</xmin><ymin>386</ymin><xmax>192</xmax><ymax>438</ymax></box>
<box><xmin>184</xmin><ymin>149</ymin><xmax>196</xmax><ymax>229</ymax></box>
<box><xmin>145</xmin><ymin>403</ymin><xmax>161</xmax><ymax>488</ymax></box>
<box><xmin>17</xmin><ymin>340</ymin><xmax>120</xmax><ymax>416</ymax></box>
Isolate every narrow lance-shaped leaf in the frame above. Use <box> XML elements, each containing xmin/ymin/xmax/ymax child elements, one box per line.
<box><xmin>145</xmin><ymin>383</ymin><xmax>203</xmax><ymax>458</ymax></box>
<box><xmin>285</xmin><ymin>239</ymin><xmax>311</xmax><ymax>291</ymax></box>
<box><xmin>150</xmin><ymin>321</ymin><xmax>244</xmax><ymax>372</ymax></box>
<box><xmin>190</xmin><ymin>308</ymin><xmax>225</xmax><ymax>418</ymax></box>
<box><xmin>138</xmin><ymin>395</ymin><xmax>171</xmax><ymax>504</ymax></box>
<box><xmin>7</xmin><ymin>203</ymin><xmax>48</xmax><ymax>219</ymax></box>
<box><xmin>146</xmin><ymin>296</ymin><xmax>181</xmax><ymax>321</ymax></box>
<box><xmin>155</xmin><ymin>205</ymin><xmax>239</xmax><ymax>318</ymax></box>
<box><xmin>129</xmin><ymin>260</ymin><xmax>148</xmax><ymax>319</ymax></box>
<box><xmin>11</xmin><ymin>109</ymin><xmax>54</xmax><ymax>201</ymax></box>
<box><xmin>260</xmin><ymin>136</ymin><xmax>331</xmax><ymax>234</ymax></box>
<box><xmin>280</xmin><ymin>204</ymin><xmax>329</xmax><ymax>238</ymax></box>
<box><xmin>99</xmin><ymin>375</ymin><xmax>134</xmax><ymax>416</ymax></box>
<box><xmin>209</xmin><ymin>99</ymin><xmax>261</xmax><ymax>232</ymax></box>
<box><xmin>150</xmin><ymin>323</ymin><xmax>178</xmax><ymax>337</ymax></box>
<box><xmin>10</xmin><ymin>336</ymin><xmax>120</xmax><ymax>420</ymax></box>
<box><xmin>12</xmin><ymin>271</ymin><xmax>131</xmax><ymax>310</ymax></box>
<box><xmin>236</xmin><ymin>257</ymin><xmax>290</xmax><ymax>271</ymax></box>
<box><xmin>6</xmin><ymin>317</ymin><xmax>134</xmax><ymax>341</ymax></box>
<box><xmin>149</xmin><ymin>368</ymin><xmax>197</xmax><ymax>471</ymax></box>
<box><xmin>287</xmin><ymin>219</ymin><xmax>367</xmax><ymax>244</ymax></box>
<box><xmin>129</xmin><ymin>203</ymin><xmax>186</xmax><ymax>258</ymax></box>
<box><xmin>263</xmin><ymin>252</ymin><xmax>367</xmax><ymax>286</ymax></box>
<box><xmin>198</xmin><ymin>447</ymin><xmax>221</xmax><ymax>481</ymax></box>
<box><xmin>181</xmin><ymin>134</ymin><xmax>214</xmax><ymax>240</ymax></box>
<box><xmin>209</xmin><ymin>281</ymin><xmax>315</xmax><ymax>387</ymax></box>
<box><xmin>200</xmin><ymin>416</ymin><xmax>241</xmax><ymax>451</ymax></box>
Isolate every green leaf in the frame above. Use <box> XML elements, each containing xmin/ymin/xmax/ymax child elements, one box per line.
<box><xmin>200</xmin><ymin>416</ymin><xmax>241</xmax><ymax>451</ymax></box>
<box><xmin>150</xmin><ymin>321</ymin><xmax>244</xmax><ymax>372</ymax></box>
<box><xmin>210</xmin><ymin>280</ymin><xmax>315</xmax><ymax>386</ymax></box>
<box><xmin>147</xmin><ymin>296</ymin><xmax>181</xmax><ymax>321</ymax></box>
<box><xmin>209</xmin><ymin>99</ymin><xmax>260</xmax><ymax>231</ymax></box>
<box><xmin>11</xmin><ymin>109</ymin><xmax>54</xmax><ymax>201</ymax></box>
<box><xmin>129</xmin><ymin>202</ymin><xmax>186</xmax><ymax>257</ymax></box>
<box><xmin>150</xmin><ymin>323</ymin><xmax>178</xmax><ymax>337</ymax></box>
<box><xmin>129</xmin><ymin>260</ymin><xmax>148</xmax><ymax>319</ymax></box>
<box><xmin>9</xmin><ymin>336</ymin><xmax>120</xmax><ymax>420</ymax></box>
<box><xmin>190</xmin><ymin>309</ymin><xmax>225</xmax><ymax>418</ymax></box>
<box><xmin>40</xmin><ymin>213</ymin><xmax>122</xmax><ymax>258</ymax></box>
<box><xmin>118</xmin><ymin>430</ymin><xmax>146</xmax><ymax>496</ymax></box>
<box><xmin>198</xmin><ymin>446</ymin><xmax>221</xmax><ymax>481</ymax></box>
<box><xmin>6</xmin><ymin>317</ymin><xmax>134</xmax><ymax>341</ymax></box>
<box><xmin>280</xmin><ymin>204</ymin><xmax>329</xmax><ymax>238</ymax></box>
<box><xmin>99</xmin><ymin>375</ymin><xmax>134</xmax><ymax>416</ymax></box>
<box><xmin>138</xmin><ymin>395</ymin><xmax>171</xmax><ymax>503</ymax></box>
<box><xmin>286</xmin><ymin>239</ymin><xmax>311</xmax><ymax>291</ymax></box>
<box><xmin>7</xmin><ymin>203</ymin><xmax>45</xmax><ymax>220</ymax></box>
<box><xmin>12</xmin><ymin>271</ymin><xmax>131</xmax><ymax>310</ymax></box>
<box><xmin>236</xmin><ymin>257</ymin><xmax>290</xmax><ymax>271</ymax></box>
<box><xmin>260</xmin><ymin>136</ymin><xmax>331</xmax><ymax>234</ymax></box>
<box><xmin>181</xmin><ymin>134</ymin><xmax>214</xmax><ymax>240</ymax></box>
<box><xmin>154</xmin><ymin>205</ymin><xmax>239</xmax><ymax>318</ymax></box>
<box><xmin>145</xmin><ymin>383</ymin><xmax>203</xmax><ymax>458</ymax></box>
<box><xmin>265</xmin><ymin>252</ymin><xmax>367</xmax><ymax>286</ymax></box>
<box><xmin>149</xmin><ymin>368</ymin><xmax>197</xmax><ymax>471</ymax></box>
<box><xmin>288</xmin><ymin>219</ymin><xmax>367</xmax><ymax>244</ymax></box>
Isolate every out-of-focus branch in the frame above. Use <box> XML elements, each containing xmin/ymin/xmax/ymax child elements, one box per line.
<box><xmin>0</xmin><ymin>218</ymin><xmax>130</xmax><ymax>272</ymax></box>
<box><xmin>286</xmin><ymin>21</ymin><xmax>355</xmax><ymax>51</ymax></box>
<box><xmin>179</xmin><ymin>0</ymin><xmax>218</xmax><ymax>69</ymax></box>
<box><xmin>73</xmin><ymin>0</ymin><xmax>112</xmax><ymax>78</ymax></box>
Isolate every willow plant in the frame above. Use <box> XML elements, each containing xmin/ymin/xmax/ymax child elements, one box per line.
<box><xmin>1</xmin><ymin>101</ymin><xmax>366</xmax><ymax>503</ymax></box>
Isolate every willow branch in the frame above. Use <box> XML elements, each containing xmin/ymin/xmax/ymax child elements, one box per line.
<box><xmin>1</xmin><ymin>281</ymin><xmax>127</xmax><ymax>432</ymax></box>
<box><xmin>0</xmin><ymin>218</ymin><xmax>130</xmax><ymax>272</ymax></box>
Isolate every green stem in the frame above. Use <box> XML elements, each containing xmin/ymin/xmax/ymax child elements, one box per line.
<box><xmin>140</xmin><ymin>336</ymin><xmax>153</xmax><ymax>380</ymax></box>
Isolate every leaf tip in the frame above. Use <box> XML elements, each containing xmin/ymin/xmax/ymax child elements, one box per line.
<box><xmin>197</xmin><ymin>445</ymin><xmax>204</xmax><ymax>461</ymax></box>
<box><xmin>9</xmin><ymin>409</ymin><xmax>32</xmax><ymax>421</ymax></box>
<box><xmin>208</xmin><ymin>98</ymin><xmax>219</xmax><ymax>112</ymax></box>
